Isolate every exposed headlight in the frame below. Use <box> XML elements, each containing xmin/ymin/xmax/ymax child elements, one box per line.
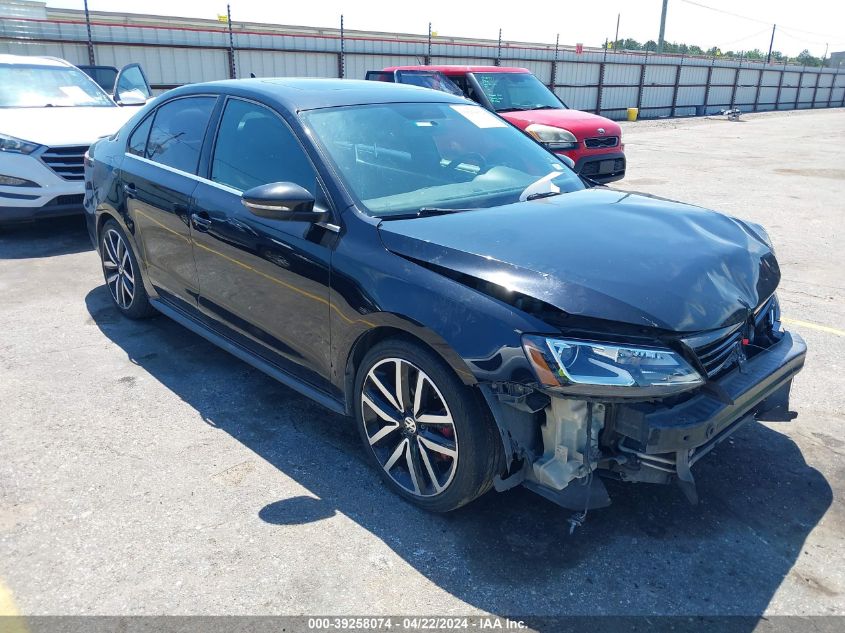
<box><xmin>522</xmin><ymin>335</ymin><xmax>704</xmax><ymax>397</ymax></box>
<box><xmin>0</xmin><ymin>134</ymin><xmax>41</xmax><ymax>155</ymax></box>
<box><xmin>525</xmin><ymin>124</ymin><xmax>578</xmax><ymax>151</ymax></box>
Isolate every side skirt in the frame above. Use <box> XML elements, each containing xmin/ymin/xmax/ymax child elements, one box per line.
<box><xmin>150</xmin><ymin>298</ymin><xmax>347</xmax><ymax>416</ymax></box>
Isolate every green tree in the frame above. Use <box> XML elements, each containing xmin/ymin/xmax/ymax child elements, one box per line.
<box><xmin>613</xmin><ymin>38</ymin><xmax>642</xmax><ymax>51</ymax></box>
<box><xmin>643</xmin><ymin>40</ymin><xmax>658</xmax><ymax>52</ymax></box>
<box><xmin>796</xmin><ymin>49</ymin><xmax>822</xmax><ymax>66</ymax></box>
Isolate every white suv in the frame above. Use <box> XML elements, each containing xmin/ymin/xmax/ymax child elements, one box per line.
<box><xmin>0</xmin><ymin>54</ymin><xmax>151</xmax><ymax>224</ymax></box>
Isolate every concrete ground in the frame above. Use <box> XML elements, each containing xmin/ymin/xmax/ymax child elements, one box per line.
<box><xmin>1</xmin><ymin>108</ymin><xmax>844</xmax><ymax>624</ymax></box>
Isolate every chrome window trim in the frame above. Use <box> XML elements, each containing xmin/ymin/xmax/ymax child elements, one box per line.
<box><xmin>124</xmin><ymin>152</ymin><xmax>242</xmax><ymax>196</ymax></box>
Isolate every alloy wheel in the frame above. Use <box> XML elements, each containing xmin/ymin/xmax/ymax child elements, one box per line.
<box><xmin>102</xmin><ymin>228</ymin><xmax>135</xmax><ymax>310</ymax></box>
<box><xmin>361</xmin><ymin>358</ymin><xmax>459</xmax><ymax>497</ymax></box>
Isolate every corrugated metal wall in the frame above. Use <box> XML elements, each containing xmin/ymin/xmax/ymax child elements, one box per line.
<box><xmin>1</xmin><ymin>10</ymin><xmax>843</xmax><ymax>119</ymax></box>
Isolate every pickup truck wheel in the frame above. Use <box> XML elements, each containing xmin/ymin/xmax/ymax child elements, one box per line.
<box><xmin>100</xmin><ymin>219</ymin><xmax>155</xmax><ymax>319</ymax></box>
<box><xmin>354</xmin><ymin>339</ymin><xmax>501</xmax><ymax>512</ymax></box>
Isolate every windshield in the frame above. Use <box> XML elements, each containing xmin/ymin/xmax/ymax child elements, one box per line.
<box><xmin>0</xmin><ymin>64</ymin><xmax>114</xmax><ymax>108</ymax></box>
<box><xmin>303</xmin><ymin>102</ymin><xmax>583</xmax><ymax>217</ymax></box>
<box><xmin>472</xmin><ymin>72</ymin><xmax>564</xmax><ymax>112</ymax></box>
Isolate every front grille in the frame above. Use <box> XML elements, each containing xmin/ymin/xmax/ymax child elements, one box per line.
<box><xmin>40</xmin><ymin>146</ymin><xmax>88</xmax><ymax>181</ymax></box>
<box><xmin>684</xmin><ymin>324</ymin><xmax>744</xmax><ymax>379</ymax></box>
<box><xmin>41</xmin><ymin>194</ymin><xmax>85</xmax><ymax>211</ymax></box>
<box><xmin>581</xmin><ymin>158</ymin><xmax>625</xmax><ymax>176</ymax></box>
<box><xmin>584</xmin><ymin>136</ymin><xmax>619</xmax><ymax>149</ymax></box>
<box><xmin>52</xmin><ymin>194</ymin><xmax>84</xmax><ymax>207</ymax></box>
<box><xmin>682</xmin><ymin>296</ymin><xmax>779</xmax><ymax>380</ymax></box>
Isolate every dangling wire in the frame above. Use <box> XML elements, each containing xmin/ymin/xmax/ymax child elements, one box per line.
<box><xmin>568</xmin><ymin>402</ymin><xmax>595</xmax><ymax>535</ymax></box>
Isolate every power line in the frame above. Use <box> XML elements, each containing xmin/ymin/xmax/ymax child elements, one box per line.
<box><xmin>720</xmin><ymin>26</ymin><xmax>773</xmax><ymax>48</ymax></box>
<box><xmin>777</xmin><ymin>26</ymin><xmax>843</xmax><ymax>49</ymax></box>
<box><xmin>678</xmin><ymin>0</ymin><xmax>769</xmax><ymax>26</ymax></box>
<box><xmin>678</xmin><ymin>0</ymin><xmax>843</xmax><ymax>39</ymax></box>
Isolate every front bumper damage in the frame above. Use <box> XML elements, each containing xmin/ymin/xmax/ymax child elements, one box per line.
<box><xmin>483</xmin><ymin>330</ymin><xmax>807</xmax><ymax>510</ymax></box>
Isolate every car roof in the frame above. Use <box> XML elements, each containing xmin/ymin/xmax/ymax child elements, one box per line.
<box><xmin>0</xmin><ymin>54</ymin><xmax>73</xmax><ymax>67</ymax></box>
<box><xmin>381</xmin><ymin>65</ymin><xmax>530</xmax><ymax>74</ymax></box>
<box><xmin>166</xmin><ymin>78</ymin><xmax>470</xmax><ymax>111</ymax></box>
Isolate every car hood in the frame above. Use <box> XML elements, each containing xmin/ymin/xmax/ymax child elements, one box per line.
<box><xmin>0</xmin><ymin>106</ymin><xmax>135</xmax><ymax>146</ymax></box>
<box><xmin>377</xmin><ymin>188</ymin><xmax>779</xmax><ymax>333</ymax></box>
<box><xmin>500</xmin><ymin>108</ymin><xmax>622</xmax><ymax>139</ymax></box>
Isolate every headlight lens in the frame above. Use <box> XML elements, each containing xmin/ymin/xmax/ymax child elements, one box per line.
<box><xmin>525</xmin><ymin>124</ymin><xmax>578</xmax><ymax>150</ymax></box>
<box><xmin>522</xmin><ymin>335</ymin><xmax>704</xmax><ymax>397</ymax></box>
<box><xmin>0</xmin><ymin>134</ymin><xmax>41</xmax><ymax>155</ymax></box>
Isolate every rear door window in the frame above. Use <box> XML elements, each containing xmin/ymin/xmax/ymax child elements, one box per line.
<box><xmin>127</xmin><ymin>115</ymin><xmax>153</xmax><ymax>156</ymax></box>
<box><xmin>365</xmin><ymin>71</ymin><xmax>394</xmax><ymax>82</ymax></box>
<box><xmin>395</xmin><ymin>71</ymin><xmax>464</xmax><ymax>96</ymax></box>
<box><xmin>146</xmin><ymin>96</ymin><xmax>215</xmax><ymax>174</ymax></box>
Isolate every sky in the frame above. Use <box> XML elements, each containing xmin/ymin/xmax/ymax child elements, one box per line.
<box><xmin>47</xmin><ymin>0</ymin><xmax>845</xmax><ymax>58</ymax></box>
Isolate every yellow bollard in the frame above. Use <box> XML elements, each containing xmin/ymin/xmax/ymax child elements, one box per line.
<box><xmin>626</xmin><ymin>107</ymin><xmax>639</xmax><ymax>122</ymax></box>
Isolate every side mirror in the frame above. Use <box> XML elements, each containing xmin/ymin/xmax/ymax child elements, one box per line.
<box><xmin>241</xmin><ymin>182</ymin><xmax>327</xmax><ymax>223</ymax></box>
<box><xmin>558</xmin><ymin>155</ymin><xmax>576</xmax><ymax>170</ymax></box>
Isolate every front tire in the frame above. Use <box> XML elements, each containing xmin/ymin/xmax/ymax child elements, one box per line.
<box><xmin>354</xmin><ymin>339</ymin><xmax>501</xmax><ymax>512</ymax></box>
<box><xmin>99</xmin><ymin>219</ymin><xmax>155</xmax><ymax>319</ymax></box>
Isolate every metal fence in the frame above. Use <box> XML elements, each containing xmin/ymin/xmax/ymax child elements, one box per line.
<box><xmin>1</xmin><ymin>8</ymin><xmax>844</xmax><ymax>120</ymax></box>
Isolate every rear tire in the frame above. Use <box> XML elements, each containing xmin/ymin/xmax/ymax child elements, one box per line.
<box><xmin>354</xmin><ymin>338</ymin><xmax>502</xmax><ymax>512</ymax></box>
<box><xmin>99</xmin><ymin>219</ymin><xmax>155</xmax><ymax>320</ymax></box>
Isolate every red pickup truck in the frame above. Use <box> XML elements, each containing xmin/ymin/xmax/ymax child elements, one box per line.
<box><xmin>366</xmin><ymin>66</ymin><xmax>625</xmax><ymax>183</ymax></box>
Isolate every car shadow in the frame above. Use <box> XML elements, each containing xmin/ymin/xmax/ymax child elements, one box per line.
<box><xmin>85</xmin><ymin>285</ymin><xmax>832</xmax><ymax>626</ymax></box>
<box><xmin>0</xmin><ymin>216</ymin><xmax>92</xmax><ymax>259</ymax></box>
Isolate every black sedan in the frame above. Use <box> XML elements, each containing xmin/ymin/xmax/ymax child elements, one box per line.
<box><xmin>84</xmin><ymin>78</ymin><xmax>806</xmax><ymax>514</ymax></box>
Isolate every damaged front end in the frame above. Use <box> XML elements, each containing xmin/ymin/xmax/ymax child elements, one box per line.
<box><xmin>479</xmin><ymin>296</ymin><xmax>807</xmax><ymax>513</ymax></box>
<box><xmin>376</xmin><ymin>189</ymin><xmax>808</xmax><ymax>516</ymax></box>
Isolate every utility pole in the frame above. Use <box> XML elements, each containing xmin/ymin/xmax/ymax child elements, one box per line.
<box><xmin>339</xmin><ymin>14</ymin><xmax>345</xmax><ymax>78</ymax></box>
<box><xmin>427</xmin><ymin>22</ymin><xmax>432</xmax><ymax>65</ymax></box>
<box><xmin>766</xmin><ymin>24</ymin><xmax>776</xmax><ymax>64</ymax></box>
<box><xmin>657</xmin><ymin>0</ymin><xmax>668</xmax><ymax>54</ymax></box>
<box><xmin>822</xmin><ymin>42</ymin><xmax>829</xmax><ymax>67</ymax></box>
<box><xmin>83</xmin><ymin>0</ymin><xmax>95</xmax><ymax>65</ymax></box>
<box><xmin>614</xmin><ymin>13</ymin><xmax>620</xmax><ymax>50</ymax></box>
<box><xmin>496</xmin><ymin>28</ymin><xmax>502</xmax><ymax>66</ymax></box>
<box><xmin>226</xmin><ymin>4</ymin><xmax>236</xmax><ymax>79</ymax></box>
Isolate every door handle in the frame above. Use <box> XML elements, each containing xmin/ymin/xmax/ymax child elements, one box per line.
<box><xmin>191</xmin><ymin>212</ymin><xmax>212</xmax><ymax>232</ymax></box>
<box><xmin>122</xmin><ymin>182</ymin><xmax>137</xmax><ymax>198</ymax></box>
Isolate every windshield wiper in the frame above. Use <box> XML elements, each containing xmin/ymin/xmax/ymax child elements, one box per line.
<box><xmin>497</xmin><ymin>105</ymin><xmax>557</xmax><ymax>112</ymax></box>
<box><xmin>519</xmin><ymin>171</ymin><xmax>563</xmax><ymax>201</ymax></box>
<box><xmin>381</xmin><ymin>207</ymin><xmax>474</xmax><ymax>221</ymax></box>
<box><xmin>526</xmin><ymin>191</ymin><xmax>562</xmax><ymax>201</ymax></box>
